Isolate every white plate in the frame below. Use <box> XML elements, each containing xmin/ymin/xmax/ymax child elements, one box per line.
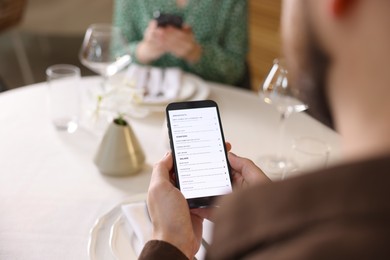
<box><xmin>88</xmin><ymin>193</ymin><xmax>147</xmax><ymax>260</ymax></box>
<box><xmin>110</xmin><ymin>71</ymin><xmax>209</xmax><ymax>104</ymax></box>
<box><xmin>110</xmin><ymin>216</ymin><xmax>139</xmax><ymax>259</ymax></box>
<box><xmin>88</xmin><ymin>193</ymin><xmax>213</xmax><ymax>260</ymax></box>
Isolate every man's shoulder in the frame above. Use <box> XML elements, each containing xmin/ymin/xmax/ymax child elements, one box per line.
<box><xmin>236</xmin><ymin>153</ymin><xmax>390</xmax><ymax>216</ymax></box>
<box><xmin>208</xmin><ymin>154</ymin><xmax>390</xmax><ymax>259</ymax></box>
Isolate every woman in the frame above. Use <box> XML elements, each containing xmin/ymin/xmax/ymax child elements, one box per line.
<box><xmin>113</xmin><ymin>0</ymin><xmax>249</xmax><ymax>88</ymax></box>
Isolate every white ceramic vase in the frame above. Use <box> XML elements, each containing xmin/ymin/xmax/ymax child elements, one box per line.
<box><xmin>94</xmin><ymin>119</ymin><xmax>145</xmax><ymax>176</ymax></box>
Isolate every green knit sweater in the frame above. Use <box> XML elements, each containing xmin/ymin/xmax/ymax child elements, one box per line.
<box><xmin>113</xmin><ymin>0</ymin><xmax>248</xmax><ymax>86</ymax></box>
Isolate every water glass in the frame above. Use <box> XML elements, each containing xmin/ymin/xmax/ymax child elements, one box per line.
<box><xmin>291</xmin><ymin>137</ymin><xmax>330</xmax><ymax>173</ymax></box>
<box><xmin>46</xmin><ymin>64</ymin><xmax>80</xmax><ymax>133</ymax></box>
<box><xmin>257</xmin><ymin>58</ymin><xmax>308</xmax><ymax>176</ymax></box>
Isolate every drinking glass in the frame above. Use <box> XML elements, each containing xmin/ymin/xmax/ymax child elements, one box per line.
<box><xmin>258</xmin><ymin>59</ymin><xmax>308</xmax><ymax>178</ymax></box>
<box><xmin>79</xmin><ymin>24</ymin><xmax>131</xmax><ymax>91</ymax></box>
<box><xmin>46</xmin><ymin>64</ymin><xmax>80</xmax><ymax>133</ymax></box>
<box><xmin>291</xmin><ymin>137</ymin><xmax>330</xmax><ymax>173</ymax></box>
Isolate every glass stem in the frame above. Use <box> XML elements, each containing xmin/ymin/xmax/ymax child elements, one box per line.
<box><xmin>277</xmin><ymin>111</ymin><xmax>289</xmax><ymax>161</ymax></box>
<box><xmin>101</xmin><ymin>76</ymin><xmax>109</xmax><ymax>92</ymax></box>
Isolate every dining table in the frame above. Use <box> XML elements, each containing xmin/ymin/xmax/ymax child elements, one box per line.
<box><xmin>0</xmin><ymin>74</ymin><xmax>341</xmax><ymax>259</ymax></box>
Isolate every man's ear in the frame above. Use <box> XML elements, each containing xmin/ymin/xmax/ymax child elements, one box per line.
<box><xmin>330</xmin><ymin>0</ymin><xmax>357</xmax><ymax>17</ymax></box>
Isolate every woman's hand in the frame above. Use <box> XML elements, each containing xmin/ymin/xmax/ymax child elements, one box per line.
<box><xmin>160</xmin><ymin>25</ymin><xmax>202</xmax><ymax>63</ymax></box>
<box><xmin>137</xmin><ymin>21</ymin><xmax>202</xmax><ymax>64</ymax></box>
<box><xmin>136</xmin><ymin>20</ymin><xmax>167</xmax><ymax>64</ymax></box>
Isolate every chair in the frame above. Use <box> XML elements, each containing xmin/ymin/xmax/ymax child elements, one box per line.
<box><xmin>0</xmin><ymin>75</ymin><xmax>7</xmax><ymax>92</ymax></box>
<box><xmin>248</xmin><ymin>0</ymin><xmax>282</xmax><ymax>91</ymax></box>
<box><xmin>0</xmin><ymin>0</ymin><xmax>34</xmax><ymax>86</ymax></box>
<box><xmin>236</xmin><ymin>61</ymin><xmax>252</xmax><ymax>90</ymax></box>
<box><xmin>0</xmin><ymin>0</ymin><xmax>26</xmax><ymax>31</ymax></box>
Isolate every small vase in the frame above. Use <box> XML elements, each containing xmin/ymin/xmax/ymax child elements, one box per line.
<box><xmin>94</xmin><ymin>119</ymin><xmax>145</xmax><ymax>176</ymax></box>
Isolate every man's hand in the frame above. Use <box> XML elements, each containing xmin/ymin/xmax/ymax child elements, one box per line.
<box><xmin>192</xmin><ymin>144</ymin><xmax>270</xmax><ymax>221</ymax></box>
<box><xmin>229</xmin><ymin>152</ymin><xmax>271</xmax><ymax>189</ymax></box>
<box><xmin>147</xmin><ymin>145</ymin><xmax>269</xmax><ymax>258</ymax></box>
<box><xmin>147</xmin><ymin>152</ymin><xmax>203</xmax><ymax>259</ymax></box>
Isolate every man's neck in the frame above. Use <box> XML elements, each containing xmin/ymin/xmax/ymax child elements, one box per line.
<box><xmin>328</xmin><ymin>53</ymin><xmax>390</xmax><ymax>162</ymax></box>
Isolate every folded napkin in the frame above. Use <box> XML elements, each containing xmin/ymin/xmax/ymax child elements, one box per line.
<box><xmin>123</xmin><ymin>64</ymin><xmax>149</xmax><ymax>90</ymax></box>
<box><xmin>121</xmin><ymin>201</ymin><xmax>213</xmax><ymax>259</ymax></box>
<box><xmin>161</xmin><ymin>67</ymin><xmax>181</xmax><ymax>100</ymax></box>
<box><xmin>121</xmin><ymin>202</ymin><xmax>152</xmax><ymax>256</ymax></box>
<box><xmin>148</xmin><ymin>67</ymin><xmax>164</xmax><ymax>97</ymax></box>
<box><xmin>123</xmin><ymin>64</ymin><xmax>182</xmax><ymax>102</ymax></box>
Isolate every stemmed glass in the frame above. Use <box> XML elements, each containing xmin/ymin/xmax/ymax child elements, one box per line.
<box><xmin>79</xmin><ymin>24</ymin><xmax>134</xmax><ymax>133</ymax></box>
<box><xmin>79</xmin><ymin>24</ymin><xmax>131</xmax><ymax>91</ymax></box>
<box><xmin>258</xmin><ymin>58</ymin><xmax>308</xmax><ymax>178</ymax></box>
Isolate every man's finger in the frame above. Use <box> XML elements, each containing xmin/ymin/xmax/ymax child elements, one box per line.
<box><xmin>191</xmin><ymin>208</ymin><xmax>217</xmax><ymax>222</ymax></box>
<box><xmin>228</xmin><ymin>152</ymin><xmax>255</xmax><ymax>172</ymax></box>
<box><xmin>228</xmin><ymin>153</ymin><xmax>271</xmax><ymax>183</ymax></box>
<box><xmin>225</xmin><ymin>142</ymin><xmax>232</xmax><ymax>152</ymax></box>
<box><xmin>150</xmin><ymin>152</ymin><xmax>173</xmax><ymax>184</ymax></box>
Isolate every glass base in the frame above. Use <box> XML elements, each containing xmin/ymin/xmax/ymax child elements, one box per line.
<box><xmin>257</xmin><ymin>155</ymin><xmax>297</xmax><ymax>181</ymax></box>
<box><xmin>53</xmin><ymin>118</ymin><xmax>78</xmax><ymax>133</ymax></box>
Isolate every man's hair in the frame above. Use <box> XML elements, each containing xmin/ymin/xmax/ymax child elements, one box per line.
<box><xmin>294</xmin><ymin>1</ymin><xmax>335</xmax><ymax>129</ymax></box>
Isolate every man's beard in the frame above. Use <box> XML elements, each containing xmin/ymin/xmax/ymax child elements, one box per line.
<box><xmin>292</xmin><ymin>5</ymin><xmax>335</xmax><ymax>129</ymax></box>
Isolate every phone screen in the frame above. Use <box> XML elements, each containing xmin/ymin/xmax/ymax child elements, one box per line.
<box><xmin>166</xmin><ymin>100</ymin><xmax>232</xmax><ymax>208</ymax></box>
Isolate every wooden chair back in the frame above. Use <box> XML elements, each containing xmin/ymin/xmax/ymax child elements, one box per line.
<box><xmin>0</xmin><ymin>0</ymin><xmax>27</xmax><ymax>32</ymax></box>
<box><xmin>248</xmin><ymin>0</ymin><xmax>282</xmax><ymax>91</ymax></box>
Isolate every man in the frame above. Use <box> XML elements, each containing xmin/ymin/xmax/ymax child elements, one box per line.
<box><xmin>140</xmin><ymin>0</ymin><xmax>390</xmax><ymax>258</ymax></box>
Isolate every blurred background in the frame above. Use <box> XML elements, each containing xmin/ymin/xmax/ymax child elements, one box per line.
<box><xmin>0</xmin><ymin>0</ymin><xmax>281</xmax><ymax>91</ymax></box>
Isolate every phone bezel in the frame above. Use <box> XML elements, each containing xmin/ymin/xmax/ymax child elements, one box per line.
<box><xmin>166</xmin><ymin>100</ymin><xmax>232</xmax><ymax>208</ymax></box>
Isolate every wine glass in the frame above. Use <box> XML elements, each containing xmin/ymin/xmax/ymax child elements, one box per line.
<box><xmin>258</xmin><ymin>58</ymin><xmax>308</xmax><ymax>179</ymax></box>
<box><xmin>79</xmin><ymin>24</ymin><xmax>132</xmax><ymax>134</ymax></box>
<box><xmin>79</xmin><ymin>24</ymin><xmax>131</xmax><ymax>91</ymax></box>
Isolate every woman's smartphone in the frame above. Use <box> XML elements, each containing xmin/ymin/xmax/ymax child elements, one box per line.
<box><xmin>166</xmin><ymin>100</ymin><xmax>233</xmax><ymax>208</ymax></box>
<box><xmin>153</xmin><ymin>11</ymin><xmax>183</xmax><ymax>29</ymax></box>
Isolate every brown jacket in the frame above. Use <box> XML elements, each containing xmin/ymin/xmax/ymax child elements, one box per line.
<box><xmin>140</xmin><ymin>155</ymin><xmax>390</xmax><ymax>259</ymax></box>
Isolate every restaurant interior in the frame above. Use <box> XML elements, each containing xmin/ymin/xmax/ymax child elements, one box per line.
<box><xmin>0</xmin><ymin>0</ymin><xmax>281</xmax><ymax>91</ymax></box>
<box><xmin>3</xmin><ymin>0</ymin><xmax>372</xmax><ymax>259</ymax></box>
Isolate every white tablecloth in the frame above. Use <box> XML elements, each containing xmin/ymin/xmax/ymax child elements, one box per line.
<box><xmin>0</xmin><ymin>77</ymin><xmax>341</xmax><ymax>259</ymax></box>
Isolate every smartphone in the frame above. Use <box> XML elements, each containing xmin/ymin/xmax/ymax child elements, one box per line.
<box><xmin>153</xmin><ymin>11</ymin><xmax>183</xmax><ymax>29</ymax></box>
<box><xmin>166</xmin><ymin>100</ymin><xmax>233</xmax><ymax>208</ymax></box>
